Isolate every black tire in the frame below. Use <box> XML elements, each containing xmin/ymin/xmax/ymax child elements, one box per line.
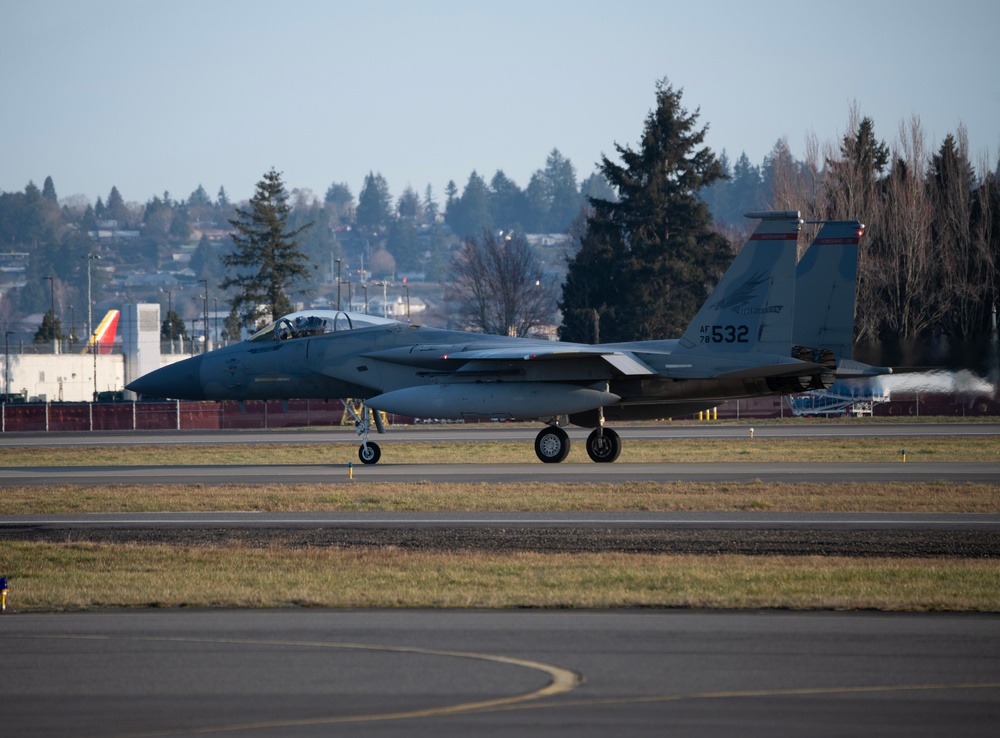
<box><xmin>359</xmin><ymin>441</ymin><xmax>381</xmax><ymax>464</ymax></box>
<box><xmin>586</xmin><ymin>427</ymin><xmax>621</xmax><ymax>463</ymax></box>
<box><xmin>535</xmin><ymin>426</ymin><xmax>570</xmax><ymax>463</ymax></box>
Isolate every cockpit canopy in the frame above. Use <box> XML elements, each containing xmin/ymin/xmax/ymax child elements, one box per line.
<box><xmin>247</xmin><ymin>310</ymin><xmax>399</xmax><ymax>343</ymax></box>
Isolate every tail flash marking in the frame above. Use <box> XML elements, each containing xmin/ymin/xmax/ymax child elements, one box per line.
<box><xmin>82</xmin><ymin>309</ymin><xmax>120</xmax><ymax>355</ymax></box>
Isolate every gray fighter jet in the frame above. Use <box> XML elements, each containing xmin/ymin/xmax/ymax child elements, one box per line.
<box><xmin>127</xmin><ymin>211</ymin><xmax>889</xmax><ymax>464</ymax></box>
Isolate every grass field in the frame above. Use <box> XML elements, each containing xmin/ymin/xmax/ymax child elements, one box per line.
<box><xmin>1</xmin><ymin>431</ymin><xmax>998</xmax><ymax>612</ymax></box>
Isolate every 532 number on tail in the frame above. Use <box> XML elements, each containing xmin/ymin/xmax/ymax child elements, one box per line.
<box><xmin>699</xmin><ymin>325</ymin><xmax>749</xmax><ymax>344</ymax></box>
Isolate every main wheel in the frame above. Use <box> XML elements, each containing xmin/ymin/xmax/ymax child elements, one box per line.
<box><xmin>535</xmin><ymin>426</ymin><xmax>570</xmax><ymax>463</ymax></box>
<box><xmin>359</xmin><ymin>441</ymin><xmax>381</xmax><ymax>464</ymax></box>
<box><xmin>586</xmin><ymin>427</ymin><xmax>621</xmax><ymax>463</ymax></box>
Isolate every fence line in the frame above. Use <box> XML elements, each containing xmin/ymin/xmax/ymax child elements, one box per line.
<box><xmin>0</xmin><ymin>399</ymin><xmax>350</xmax><ymax>432</ymax></box>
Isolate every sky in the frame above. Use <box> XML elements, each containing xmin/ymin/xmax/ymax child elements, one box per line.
<box><xmin>2</xmin><ymin>0</ymin><xmax>998</xmax><ymax>206</ymax></box>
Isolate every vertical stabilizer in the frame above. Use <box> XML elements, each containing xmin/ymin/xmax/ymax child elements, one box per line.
<box><xmin>793</xmin><ymin>221</ymin><xmax>863</xmax><ymax>360</ymax></box>
<box><xmin>82</xmin><ymin>309</ymin><xmax>120</xmax><ymax>355</ymax></box>
<box><xmin>678</xmin><ymin>211</ymin><xmax>801</xmax><ymax>355</ymax></box>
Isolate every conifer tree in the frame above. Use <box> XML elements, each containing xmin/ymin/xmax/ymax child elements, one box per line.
<box><xmin>355</xmin><ymin>172</ymin><xmax>393</xmax><ymax>231</ymax></box>
<box><xmin>221</xmin><ymin>168</ymin><xmax>314</xmax><ymax>329</ymax></box>
<box><xmin>560</xmin><ymin>78</ymin><xmax>730</xmax><ymax>343</ymax></box>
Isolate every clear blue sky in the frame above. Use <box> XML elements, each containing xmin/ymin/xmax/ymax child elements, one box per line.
<box><xmin>2</xmin><ymin>0</ymin><xmax>998</xmax><ymax>206</ymax></box>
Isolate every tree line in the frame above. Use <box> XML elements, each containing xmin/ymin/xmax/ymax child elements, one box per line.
<box><xmin>2</xmin><ymin>82</ymin><xmax>998</xmax><ymax>369</ymax></box>
<box><xmin>701</xmin><ymin>107</ymin><xmax>1000</xmax><ymax>364</ymax></box>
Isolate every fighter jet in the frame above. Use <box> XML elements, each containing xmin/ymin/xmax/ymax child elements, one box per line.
<box><xmin>127</xmin><ymin>210</ymin><xmax>888</xmax><ymax>464</ymax></box>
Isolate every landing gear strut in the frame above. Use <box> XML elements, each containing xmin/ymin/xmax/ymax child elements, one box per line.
<box><xmin>343</xmin><ymin>400</ymin><xmax>383</xmax><ymax>464</ymax></box>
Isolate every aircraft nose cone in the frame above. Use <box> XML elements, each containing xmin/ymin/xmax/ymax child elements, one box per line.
<box><xmin>126</xmin><ymin>354</ymin><xmax>206</xmax><ymax>400</ymax></box>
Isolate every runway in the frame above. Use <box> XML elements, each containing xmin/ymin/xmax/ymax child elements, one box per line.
<box><xmin>2</xmin><ymin>421</ymin><xmax>999</xmax><ymax>447</ymax></box>
<box><xmin>4</xmin><ymin>609</ymin><xmax>999</xmax><ymax>738</ymax></box>
<box><xmin>2</xmin><ymin>460</ymin><xmax>998</xmax><ymax>486</ymax></box>
<box><xmin>3</xmin><ymin>422</ymin><xmax>998</xmax><ymax>736</ymax></box>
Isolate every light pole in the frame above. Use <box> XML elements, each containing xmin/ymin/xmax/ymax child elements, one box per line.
<box><xmin>84</xmin><ymin>253</ymin><xmax>100</xmax><ymax>347</ymax></box>
<box><xmin>167</xmin><ymin>291</ymin><xmax>174</xmax><ymax>354</ymax></box>
<box><xmin>4</xmin><ymin>331</ymin><xmax>11</xmax><ymax>401</ymax></box>
<box><xmin>336</xmin><ymin>258</ymin><xmax>342</xmax><ymax>311</ymax></box>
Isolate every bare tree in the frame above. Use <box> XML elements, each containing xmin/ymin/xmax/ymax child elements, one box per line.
<box><xmin>878</xmin><ymin>116</ymin><xmax>938</xmax><ymax>339</ymax></box>
<box><xmin>821</xmin><ymin>105</ymin><xmax>890</xmax><ymax>343</ymax></box>
<box><xmin>450</xmin><ymin>230</ymin><xmax>557</xmax><ymax>337</ymax></box>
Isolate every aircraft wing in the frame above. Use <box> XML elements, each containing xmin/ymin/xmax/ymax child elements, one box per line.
<box><xmin>362</xmin><ymin>344</ymin><xmax>656</xmax><ymax>376</ymax></box>
<box><xmin>443</xmin><ymin>347</ymin><xmax>656</xmax><ymax>375</ymax></box>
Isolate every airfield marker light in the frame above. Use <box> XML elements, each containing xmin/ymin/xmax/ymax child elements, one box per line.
<box><xmin>1</xmin><ymin>577</ymin><xmax>8</xmax><ymax>612</ymax></box>
<box><xmin>348</xmin><ymin>462</ymin><xmax>353</xmax><ymax>480</ymax></box>
<box><xmin>901</xmin><ymin>449</ymin><xmax>907</xmax><ymax>463</ymax></box>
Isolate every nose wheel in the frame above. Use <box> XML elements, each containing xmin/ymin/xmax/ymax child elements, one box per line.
<box><xmin>343</xmin><ymin>399</ymin><xmax>384</xmax><ymax>464</ymax></box>
<box><xmin>359</xmin><ymin>441</ymin><xmax>381</xmax><ymax>464</ymax></box>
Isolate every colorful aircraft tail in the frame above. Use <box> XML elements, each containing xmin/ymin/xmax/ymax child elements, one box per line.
<box><xmin>82</xmin><ymin>309</ymin><xmax>120</xmax><ymax>354</ymax></box>
<box><xmin>677</xmin><ymin>211</ymin><xmax>801</xmax><ymax>356</ymax></box>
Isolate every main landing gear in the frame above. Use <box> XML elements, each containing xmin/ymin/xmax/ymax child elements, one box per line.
<box><xmin>533</xmin><ymin>425</ymin><xmax>623</xmax><ymax>463</ymax></box>
<box><xmin>343</xmin><ymin>400</ymin><xmax>383</xmax><ymax>464</ymax></box>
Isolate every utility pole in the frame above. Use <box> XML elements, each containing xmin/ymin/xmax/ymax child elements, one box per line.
<box><xmin>198</xmin><ymin>279</ymin><xmax>209</xmax><ymax>353</ymax></box>
<box><xmin>44</xmin><ymin>276</ymin><xmax>58</xmax><ymax>354</ymax></box>
<box><xmin>84</xmin><ymin>252</ymin><xmax>100</xmax><ymax>345</ymax></box>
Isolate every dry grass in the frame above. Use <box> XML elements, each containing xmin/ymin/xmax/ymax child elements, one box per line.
<box><xmin>3</xmin><ymin>430</ymin><xmax>997</xmax><ymax>613</ymax></box>
<box><xmin>2</xmin><ymin>542</ymin><xmax>997</xmax><ymax>612</ymax></box>
<box><xmin>1</xmin><ymin>435</ymin><xmax>997</xmax><ymax>466</ymax></box>
<box><xmin>2</xmin><ymin>480</ymin><xmax>999</xmax><ymax>515</ymax></box>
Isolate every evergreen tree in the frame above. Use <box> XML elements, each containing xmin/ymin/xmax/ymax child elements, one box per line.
<box><xmin>444</xmin><ymin>180</ymin><xmax>459</xmax><ymax>216</ymax></box>
<box><xmin>355</xmin><ymin>172</ymin><xmax>393</xmax><ymax>231</ymax></box>
<box><xmin>216</xmin><ymin>186</ymin><xmax>230</xmax><ymax>208</ymax></box>
<box><xmin>105</xmin><ymin>186</ymin><xmax>129</xmax><ymax>225</ymax></box>
<box><xmin>221</xmin><ymin>168</ymin><xmax>315</xmax><ymax>328</ymax></box>
<box><xmin>387</xmin><ymin>218</ymin><xmax>421</xmax><ymax>271</ymax></box>
<box><xmin>730</xmin><ymin>152</ymin><xmax>763</xmax><ymax>219</ymax></box>
<box><xmin>161</xmin><ymin>309</ymin><xmax>189</xmax><ymax>342</ymax></box>
<box><xmin>930</xmin><ymin>130</ymin><xmax>991</xmax><ymax>337</ymax></box>
<box><xmin>580</xmin><ymin>171</ymin><xmax>616</xmax><ymax>203</ymax></box>
<box><xmin>560</xmin><ymin>78</ymin><xmax>731</xmax><ymax>343</ymax></box>
<box><xmin>422</xmin><ymin>184</ymin><xmax>439</xmax><ymax>223</ymax></box>
<box><xmin>188</xmin><ymin>184</ymin><xmax>212</xmax><ymax>207</ymax></box>
<box><xmin>543</xmin><ymin>148</ymin><xmax>582</xmax><ymax>232</ymax></box>
<box><xmin>489</xmin><ymin>170</ymin><xmax>527</xmax><ymax>231</ymax></box>
<box><xmin>33</xmin><ymin>310</ymin><xmax>65</xmax><ymax>343</ymax></box>
<box><xmin>396</xmin><ymin>185</ymin><xmax>422</xmax><ymax>220</ymax></box>
<box><xmin>324</xmin><ymin>182</ymin><xmax>354</xmax><ymax>224</ymax></box>
<box><xmin>190</xmin><ymin>234</ymin><xmax>224</xmax><ymax>283</ymax></box>
<box><xmin>42</xmin><ymin>176</ymin><xmax>58</xmax><ymax>203</ymax></box>
<box><xmin>447</xmin><ymin>171</ymin><xmax>493</xmax><ymax>238</ymax></box>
